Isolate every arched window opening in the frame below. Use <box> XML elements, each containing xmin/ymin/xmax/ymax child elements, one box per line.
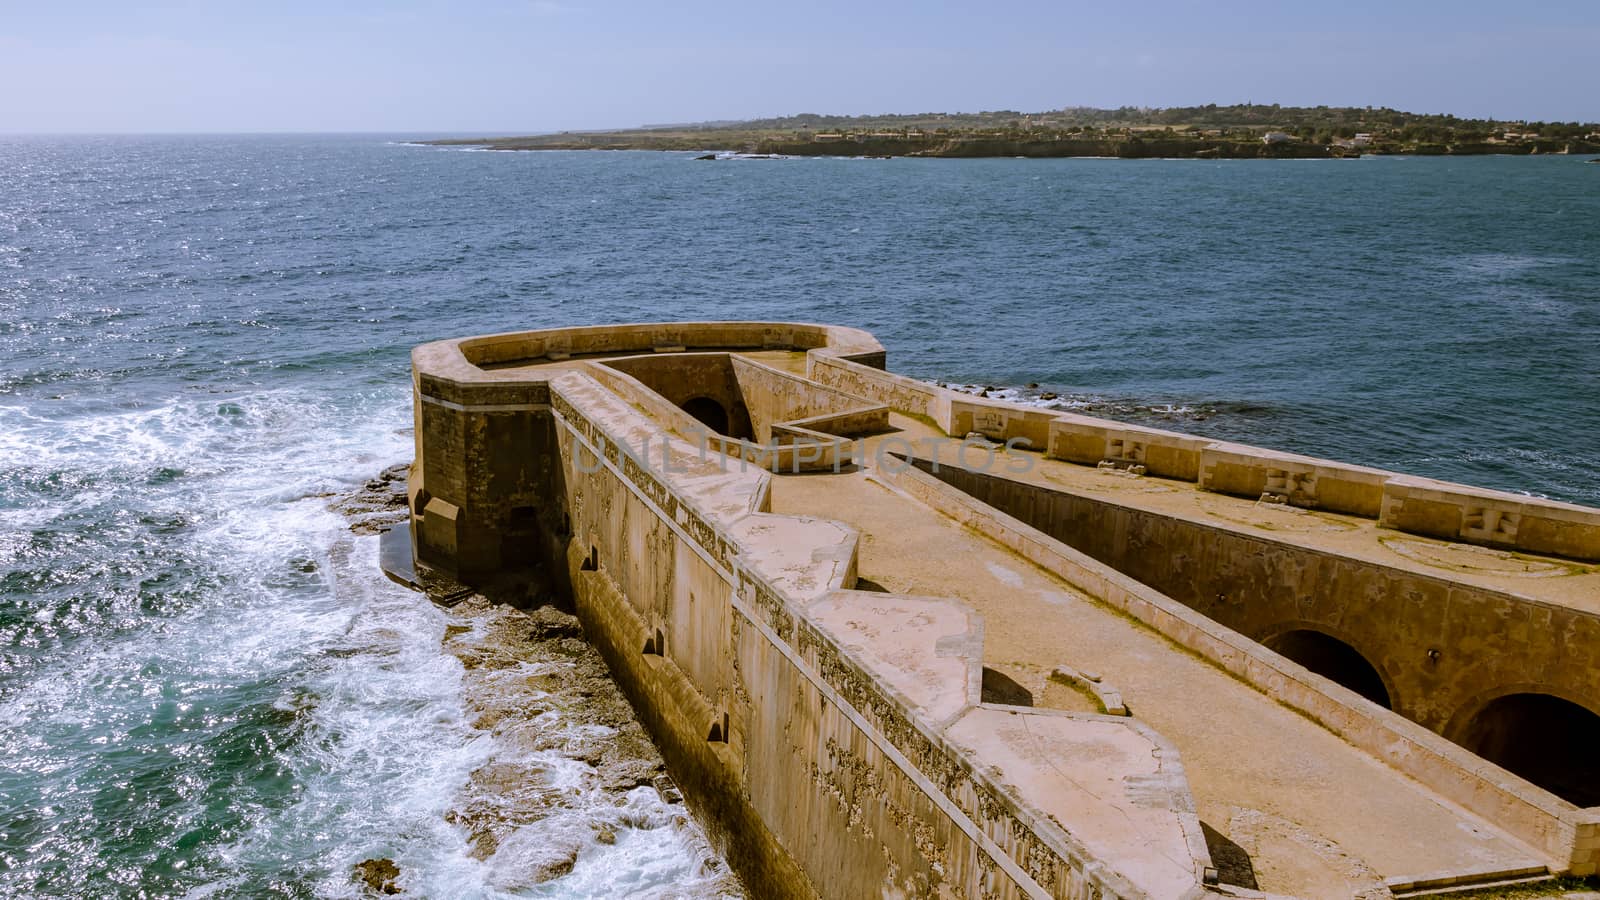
<box><xmin>1459</xmin><ymin>693</ymin><xmax>1600</xmax><ymax>807</ymax></box>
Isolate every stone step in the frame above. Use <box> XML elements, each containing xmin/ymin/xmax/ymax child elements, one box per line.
<box><xmin>1386</xmin><ymin>864</ymin><xmax>1551</xmax><ymax>897</ymax></box>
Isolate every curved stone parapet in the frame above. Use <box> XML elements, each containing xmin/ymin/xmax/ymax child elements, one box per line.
<box><xmin>418</xmin><ymin>319</ymin><xmax>885</xmax><ymax>381</ymax></box>
<box><xmin>408</xmin><ymin>322</ymin><xmax>888</xmax><ymax>579</ymax></box>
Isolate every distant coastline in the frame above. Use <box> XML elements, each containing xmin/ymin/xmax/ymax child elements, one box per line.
<box><xmin>421</xmin><ymin>103</ymin><xmax>1600</xmax><ymax>160</ymax></box>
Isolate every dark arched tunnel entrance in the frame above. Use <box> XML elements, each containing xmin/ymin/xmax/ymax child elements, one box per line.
<box><xmin>1457</xmin><ymin>693</ymin><xmax>1600</xmax><ymax>808</ymax></box>
<box><xmin>1264</xmin><ymin>629</ymin><xmax>1392</xmax><ymax>709</ymax></box>
<box><xmin>680</xmin><ymin>396</ymin><xmax>730</xmax><ymax>436</ymax></box>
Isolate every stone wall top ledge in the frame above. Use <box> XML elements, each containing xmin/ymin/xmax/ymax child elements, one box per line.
<box><xmin>1385</xmin><ymin>474</ymin><xmax>1600</xmax><ymax>522</ymax></box>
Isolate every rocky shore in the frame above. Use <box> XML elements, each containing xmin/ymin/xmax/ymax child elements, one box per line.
<box><xmin>330</xmin><ymin>470</ymin><xmax>743</xmax><ymax>897</ymax></box>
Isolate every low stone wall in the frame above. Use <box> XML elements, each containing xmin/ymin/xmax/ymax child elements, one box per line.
<box><xmin>1047</xmin><ymin>415</ymin><xmax>1208</xmax><ymax>482</ymax></box>
<box><xmin>583</xmin><ymin>350</ymin><xmax>891</xmax><ymax>473</ymax></box>
<box><xmin>808</xmin><ymin>351</ymin><xmax>948</xmax><ymax>423</ymax></box>
<box><xmin>882</xmin><ymin>456</ymin><xmax>1600</xmax><ymax>875</ymax></box>
<box><xmin>584</xmin><ymin>360</ymin><xmax>853</xmax><ymax>474</ymax></box>
<box><xmin>810</xmin><ymin>353</ymin><xmax>1600</xmax><ymax>561</ymax></box>
<box><xmin>1198</xmin><ymin>443</ymin><xmax>1389</xmax><ymax>517</ymax></box>
<box><xmin>728</xmin><ymin>355</ymin><xmax>888</xmax><ymax>443</ymax></box>
<box><xmin>947</xmin><ymin>398</ymin><xmax>1059</xmax><ymax>453</ymax></box>
<box><xmin>1383</xmin><ymin>475</ymin><xmax>1600</xmax><ymax>561</ymax></box>
<box><xmin>602</xmin><ymin>352</ymin><xmax>756</xmax><ymax>438</ymax></box>
<box><xmin>458</xmin><ymin>320</ymin><xmax>885</xmax><ymax>368</ymax></box>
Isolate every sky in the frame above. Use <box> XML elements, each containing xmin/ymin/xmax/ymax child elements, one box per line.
<box><xmin>0</xmin><ymin>0</ymin><xmax>1595</xmax><ymax>133</ymax></box>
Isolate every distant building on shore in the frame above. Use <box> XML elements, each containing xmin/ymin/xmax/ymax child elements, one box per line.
<box><xmin>1262</xmin><ymin>131</ymin><xmax>1294</xmax><ymax>144</ymax></box>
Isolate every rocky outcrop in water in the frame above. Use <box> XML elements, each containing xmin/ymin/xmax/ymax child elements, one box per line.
<box><xmin>353</xmin><ymin>857</ymin><xmax>401</xmax><ymax>894</ymax></box>
<box><xmin>328</xmin><ymin>463</ymin><xmax>411</xmax><ymax>535</ymax></box>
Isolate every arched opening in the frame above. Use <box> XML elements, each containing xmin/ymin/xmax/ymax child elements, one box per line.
<box><xmin>680</xmin><ymin>396</ymin><xmax>729</xmax><ymax>436</ymax></box>
<box><xmin>1264</xmin><ymin>630</ymin><xmax>1391</xmax><ymax>709</ymax></box>
<box><xmin>1458</xmin><ymin>693</ymin><xmax>1600</xmax><ymax>807</ymax></box>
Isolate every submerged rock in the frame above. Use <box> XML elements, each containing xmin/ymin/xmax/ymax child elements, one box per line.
<box><xmin>488</xmin><ymin>823</ymin><xmax>584</xmax><ymax>890</ymax></box>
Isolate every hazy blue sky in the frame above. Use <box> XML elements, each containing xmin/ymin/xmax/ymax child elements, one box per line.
<box><xmin>1</xmin><ymin>1</ymin><xmax>1595</xmax><ymax>133</ymax></box>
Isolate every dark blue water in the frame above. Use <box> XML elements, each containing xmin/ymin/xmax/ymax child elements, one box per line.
<box><xmin>1</xmin><ymin>135</ymin><xmax>1596</xmax><ymax>897</ymax></box>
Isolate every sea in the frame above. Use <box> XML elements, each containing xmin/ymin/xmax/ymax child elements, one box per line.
<box><xmin>1</xmin><ymin>134</ymin><xmax>1596</xmax><ymax>898</ymax></box>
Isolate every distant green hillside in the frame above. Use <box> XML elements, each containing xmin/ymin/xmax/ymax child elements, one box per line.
<box><xmin>424</xmin><ymin>104</ymin><xmax>1600</xmax><ymax>158</ymax></box>
<box><xmin>715</xmin><ymin>104</ymin><xmax>1595</xmax><ymax>142</ymax></box>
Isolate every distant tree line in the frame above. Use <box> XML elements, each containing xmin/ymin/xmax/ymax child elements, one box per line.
<box><xmin>427</xmin><ymin>103</ymin><xmax>1598</xmax><ymax>156</ymax></box>
<box><xmin>671</xmin><ymin>104</ymin><xmax>1596</xmax><ymax>144</ymax></box>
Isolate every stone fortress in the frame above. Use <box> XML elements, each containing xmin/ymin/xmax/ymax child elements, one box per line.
<box><xmin>394</xmin><ymin>321</ymin><xmax>1600</xmax><ymax>899</ymax></box>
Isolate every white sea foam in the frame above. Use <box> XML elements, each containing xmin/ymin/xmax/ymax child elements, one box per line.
<box><xmin>0</xmin><ymin>384</ymin><xmax>735</xmax><ymax>895</ymax></box>
<box><xmin>938</xmin><ymin>381</ymin><xmax>1205</xmax><ymax>420</ymax></box>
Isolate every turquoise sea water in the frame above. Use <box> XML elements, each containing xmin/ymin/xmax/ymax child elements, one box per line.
<box><xmin>1</xmin><ymin>135</ymin><xmax>1596</xmax><ymax>897</ymax></box>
